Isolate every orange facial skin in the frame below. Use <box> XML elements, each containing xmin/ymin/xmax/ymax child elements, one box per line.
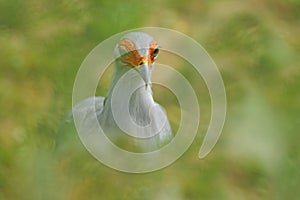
<box><xmin>148</xmin><ymin>40</ymin><xmax>158</xmax><ymax>63</ymax></box>
<box><xmin>119</xmin><ymin>39</ymin><xmax>158</xmax><ymax>68</ymax></box>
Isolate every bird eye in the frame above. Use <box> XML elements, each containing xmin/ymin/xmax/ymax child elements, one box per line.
<box><xmin>138</xmin><ymin>60</ymin><xmax>144</xmax><ymax>66</ymax></box>
<box><xmin>151</xmin><ymin>48</ymin><xmax>159</xmax><ymax>60</ymax></box>
<box><xmin>153</xmin><ymin>48</ymin><xmax>159</xmax><ymax>57</ymax></box>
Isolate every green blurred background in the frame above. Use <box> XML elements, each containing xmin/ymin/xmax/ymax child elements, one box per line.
<box><xmin>1</xmin><ymin>0</ymin><xmax>299</xmax><ymax>199</ymax></box>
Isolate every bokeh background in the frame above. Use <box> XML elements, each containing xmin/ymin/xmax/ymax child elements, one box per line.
<box><xmin>1</xmin><ymin>0</ymin><xmax>299</xmax><ymax>199</ymax></box>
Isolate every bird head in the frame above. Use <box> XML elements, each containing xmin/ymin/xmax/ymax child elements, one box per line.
<box><xmin>114</xmin><ymin>32</ymin><xmax>160</xmax><ymax>88</ymax></box>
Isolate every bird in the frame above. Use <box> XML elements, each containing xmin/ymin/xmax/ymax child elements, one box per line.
<box><xmin>57</xmin><ymin>32</ymin><xmax>173</xmax><ymax>153</ymax></box>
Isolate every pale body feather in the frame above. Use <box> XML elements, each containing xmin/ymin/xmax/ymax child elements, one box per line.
<box><xmin>65</xmin><ymin>32</ymin><xmax>173</xmax><ymax>152</ymax></box>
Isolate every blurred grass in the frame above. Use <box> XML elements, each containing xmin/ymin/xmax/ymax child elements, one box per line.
<box><xmin>1</xmin><ymin>0</ymin><xmax>300</xmax><ymax>199</ymax></box>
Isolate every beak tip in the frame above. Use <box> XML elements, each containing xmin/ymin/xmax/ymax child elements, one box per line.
<box><xmin>144</xmin><ymin>82</ymin><xmax>151</xmax><ymax>90</ymax></box>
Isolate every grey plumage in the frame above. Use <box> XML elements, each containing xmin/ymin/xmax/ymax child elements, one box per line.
<box><xmin>58</xmin><ymin>32</ymin><xmax>173</xmax><ymax>153</ymax></box>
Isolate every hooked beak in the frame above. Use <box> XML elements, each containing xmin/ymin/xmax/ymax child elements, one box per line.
<box><xmin>136</xmin><ymin>62</ymin><xmax>151</xmax><ymax>89</ymax></box>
